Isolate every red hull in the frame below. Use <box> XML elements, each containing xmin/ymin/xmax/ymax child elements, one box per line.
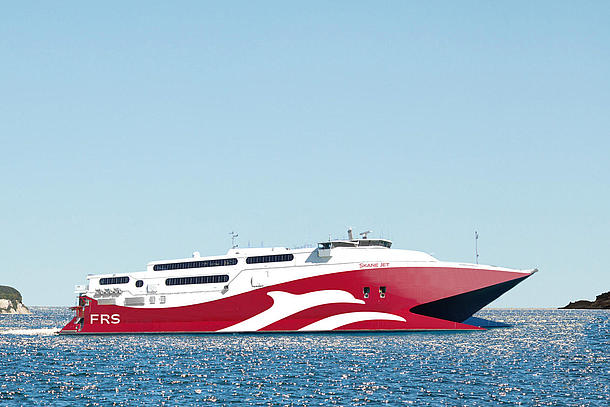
<box><xmin>60</xmin><ymin>266</ymin><xmax>534</xmax><ymax>334</ymax></box>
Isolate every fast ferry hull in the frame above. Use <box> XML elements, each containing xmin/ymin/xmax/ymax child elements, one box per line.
<box><xmin>60</xmin><ymin>266</ymin><xmax>534</xmax><ymax>334</ymax></box>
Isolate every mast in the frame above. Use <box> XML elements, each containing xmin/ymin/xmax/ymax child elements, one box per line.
<box><xmin>475</xmin><ymin>230</ymin><xmax>479</xmax><ymax>264</ymax></box>
<box><xmin>229</xmin><ymin>231</ymin><xmax>239</xmax><ymax>249</ymax></box>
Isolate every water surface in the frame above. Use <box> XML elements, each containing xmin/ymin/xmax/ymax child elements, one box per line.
<box><xmin>1</xmin><ymin>308</ymin><xmax>608</xmax><ymax>405</ymax></box>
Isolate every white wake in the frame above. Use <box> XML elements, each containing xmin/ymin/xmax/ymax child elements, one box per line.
<box><xmin>0</xmin><ymin>327</ymin><xmax>61</xmax><ymax>336</ymax></box>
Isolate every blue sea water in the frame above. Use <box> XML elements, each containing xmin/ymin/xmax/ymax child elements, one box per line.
<box><xmin>0</xmin><ymin>308</ymin><xmax>608</xmax><ymax>406</ymax></box>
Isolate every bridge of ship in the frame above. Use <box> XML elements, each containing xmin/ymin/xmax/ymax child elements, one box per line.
<box><xmin>317</xmin><ymin>239</ymin><xmax>392</xmax><ymax>257</ymax></box>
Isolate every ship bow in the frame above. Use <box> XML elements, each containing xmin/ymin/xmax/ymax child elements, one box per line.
<box><xmin>410</xmin><ymin>268</ymin><xmax>537</xmax><ymax>324</ymax></box>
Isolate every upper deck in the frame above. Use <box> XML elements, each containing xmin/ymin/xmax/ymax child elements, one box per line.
<box><xmin>74</xmin><ymin>231</ymin><xmax>529</xmax><ymax>308</ymax></box>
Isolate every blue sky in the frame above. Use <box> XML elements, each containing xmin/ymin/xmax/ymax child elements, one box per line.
<box><xmin>1</xmin><ymin>2</ymin><xmax>608</xmax><ymax>307</ymax></box>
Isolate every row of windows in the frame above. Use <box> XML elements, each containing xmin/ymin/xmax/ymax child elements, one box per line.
<box><xmin>99</xmin><ymin>276</ymin><xmax>130</xmax><ymax>285</ymax></box>
<box><xmin>165</xmin><ymin>274</ymin><xmax>229</xmax><ymax>286</ymax></box>
<box><xmin>246</xmin><ymin>254</ymin><xmax>294</xmax><ymax>264</ymax></box>
<box><xmin>102</xmin><ymin>253</ymin><xmax>293</xmax><ymax>286</ymax></box>
<box><xmin>155</xmin><ymin>254</ymin><xmax>294</xmax><ymax>270</ymax></box>
<box><xmin>153</xmin><ymin>258</ymin><xmax>238</xmax><ymax>271</ymax></box>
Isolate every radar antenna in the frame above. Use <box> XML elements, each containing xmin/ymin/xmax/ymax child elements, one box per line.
<box><xmin>229</xmin><ymin>231</ymin><xmax>239</xmax><ymax>249</ymax></box>
<box><xmin>360</xmin><ymin>230</ymin><xmax>372</xmax><ymax>239</ymax></box>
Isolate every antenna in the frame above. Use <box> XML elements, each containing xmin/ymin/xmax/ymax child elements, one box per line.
<box><xmin>229</xmin><ymin>231</ymin><xmax>239</xmax><ymax>249</ymax></box>
<box><xmin>475</xmin><ymin>230</ymin><xmax>479</xmax><ymax>264</ymax></box>
<box><xmin>360</xmin><ymin>230</ymin><xmax>372</xmax><ymax>239</ymax></box>
<box><xmin>347</xmin><ymin>228</ymin><xmax>353</xmax><ymax>240</ymax></box>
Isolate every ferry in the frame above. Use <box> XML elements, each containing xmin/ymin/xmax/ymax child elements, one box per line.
<box><xmin>60</xmin><ymin>230</ymin><xmax>536</xmax><ymax>334</ymax></box>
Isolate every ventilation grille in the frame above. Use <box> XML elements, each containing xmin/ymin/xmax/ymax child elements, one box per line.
<box><xmin>124</xmin><ymin>297</ymin><xmax>145</xmax><ymax>306</ymax></box>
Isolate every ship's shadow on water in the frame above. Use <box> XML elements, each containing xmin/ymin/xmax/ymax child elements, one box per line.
<box><xmin>1</xmin><ymin>307</ymin><xmax>609</xmax><ymax>405</ymax></box>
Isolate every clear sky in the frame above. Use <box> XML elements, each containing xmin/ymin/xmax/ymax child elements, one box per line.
<box><xmin>1</xmin><ymin>2</ymin><xmax>608</xmax><ymax>307</ymax></box>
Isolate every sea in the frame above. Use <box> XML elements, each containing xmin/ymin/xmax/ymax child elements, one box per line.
<box><xmin>0</xmin><ymin>308</ymin><xmax>608</xmax><ymax>406</ymax></box>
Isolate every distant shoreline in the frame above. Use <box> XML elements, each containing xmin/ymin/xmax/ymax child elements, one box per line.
<box><xmin>0</xmin><ymin>285</ymin><xmax>31</xmax><ymax>314</ymax></box>
<box><xmin>560</xmin><ymin>291</ymin><xmax>610</xmax><ymax>309</ymax></box>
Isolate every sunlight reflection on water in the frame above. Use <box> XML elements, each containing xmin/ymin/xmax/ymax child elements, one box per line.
<box><xmin>0</xmin><ymin>308</ymin><xmax>608</xmax><ymax>405</ymax></box>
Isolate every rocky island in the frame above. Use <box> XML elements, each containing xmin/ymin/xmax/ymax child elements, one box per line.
<box><xmin>0</xmin><ymin>285</ymin><xmax>31</xmax><ymax>314</ymax></box>
<box><xmin>561</xmin><ymin>291</ymin><xmax>610</xmax><ymax>309</ymax></box>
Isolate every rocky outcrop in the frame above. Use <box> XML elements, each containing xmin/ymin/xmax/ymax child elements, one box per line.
<box><xmin>0</xmin><ymin>285</ymin><xmax>31</xmax><ymax>314</ymax></box>
<box><xmin>561</xmin><ymin>291</ymin><xmax>610</xmax><ymax>309</ymax></box>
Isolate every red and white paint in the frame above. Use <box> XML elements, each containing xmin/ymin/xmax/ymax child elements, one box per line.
<box><xmin>61</xmin><ymin>242</ymin><xmax>536</xmax><ymax>334</ymax></box>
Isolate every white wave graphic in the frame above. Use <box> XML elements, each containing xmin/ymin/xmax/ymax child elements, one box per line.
<box><xmin>219</xmin><ymin>290</ymin><xmax>364</xmax><ymax>332</ymax></box>
<box><xmin>299</xmin><ymin>312</ymin><xmax>406</xmax><ymax>331</ymax></box>
<box><xmin>0</xmin><ymin>328</ymin><xmax>60</xmax><ymax>336</ymax></box>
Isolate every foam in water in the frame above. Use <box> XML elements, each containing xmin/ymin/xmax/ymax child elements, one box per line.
<box><xmin>0</xmin><ymin>327</ymin><xmax>60</xmax><ymax>336</ymax></box>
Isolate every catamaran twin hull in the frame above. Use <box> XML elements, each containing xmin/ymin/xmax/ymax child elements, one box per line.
<box><xmin>61</xmin><ymin>261</ymin><xmax>536</xmax><ymax>334</ymax></box>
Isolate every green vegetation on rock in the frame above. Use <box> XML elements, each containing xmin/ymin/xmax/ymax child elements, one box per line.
<box><xmin>0</xmin><ymin>285</ymin><xmax>23</xmax><ymax>302</ymax></box>
<box><xmin>0</xmin><ymin>285</ymin><xmax>30</xmax><ymax>314</ymax></box>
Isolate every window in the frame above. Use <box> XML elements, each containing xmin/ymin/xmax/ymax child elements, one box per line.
<box><xmin>358</xmin><ymin>239</ymin><xmax>392</xmax><ymax>248</ymax></box>
<box><xmin>160</xmin><ymin>296</ymin><xmax>166</xmax><ymax>304</ymax></box>
<box><xmin>149</xmin><ymin>296</ymin><xmax>155</xmax><ymax>304</ymax></box>
<box><xmin>165</xmin><ymin>274</ymin><xmax>229</xmax><ymax>286</ymax></box>
<box><xmin>135</xmin><ymin>280</ymin><xmax>144</xmax><ymax>288</ymax></box>
<box><xmin>246</xmin><ymin>254</ymin><xmax>294</xmax><ymax>264</ymax></box>
<box><xmin>380</xmin><ymin>286</ymin><xmax>386</xmax><ymax>299</ymax></box>
<box><xmin>153</xmin><ymin>258</ymin><xmax>237</xmax><ymax>271</ymax></box>
<box><xmin>100</xmin><ymin>276</ymin><xmax>129</xmax><ymax>285</ymax></box>
<box><xmin>363</xmin><ymin>287</ymin><xmax>370</xmax><ymax>299</ymax></box>
<box><xmin>330</xmin><ymin>241</ymin><xmax>358</xmax><ymax>248</ymax></box>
